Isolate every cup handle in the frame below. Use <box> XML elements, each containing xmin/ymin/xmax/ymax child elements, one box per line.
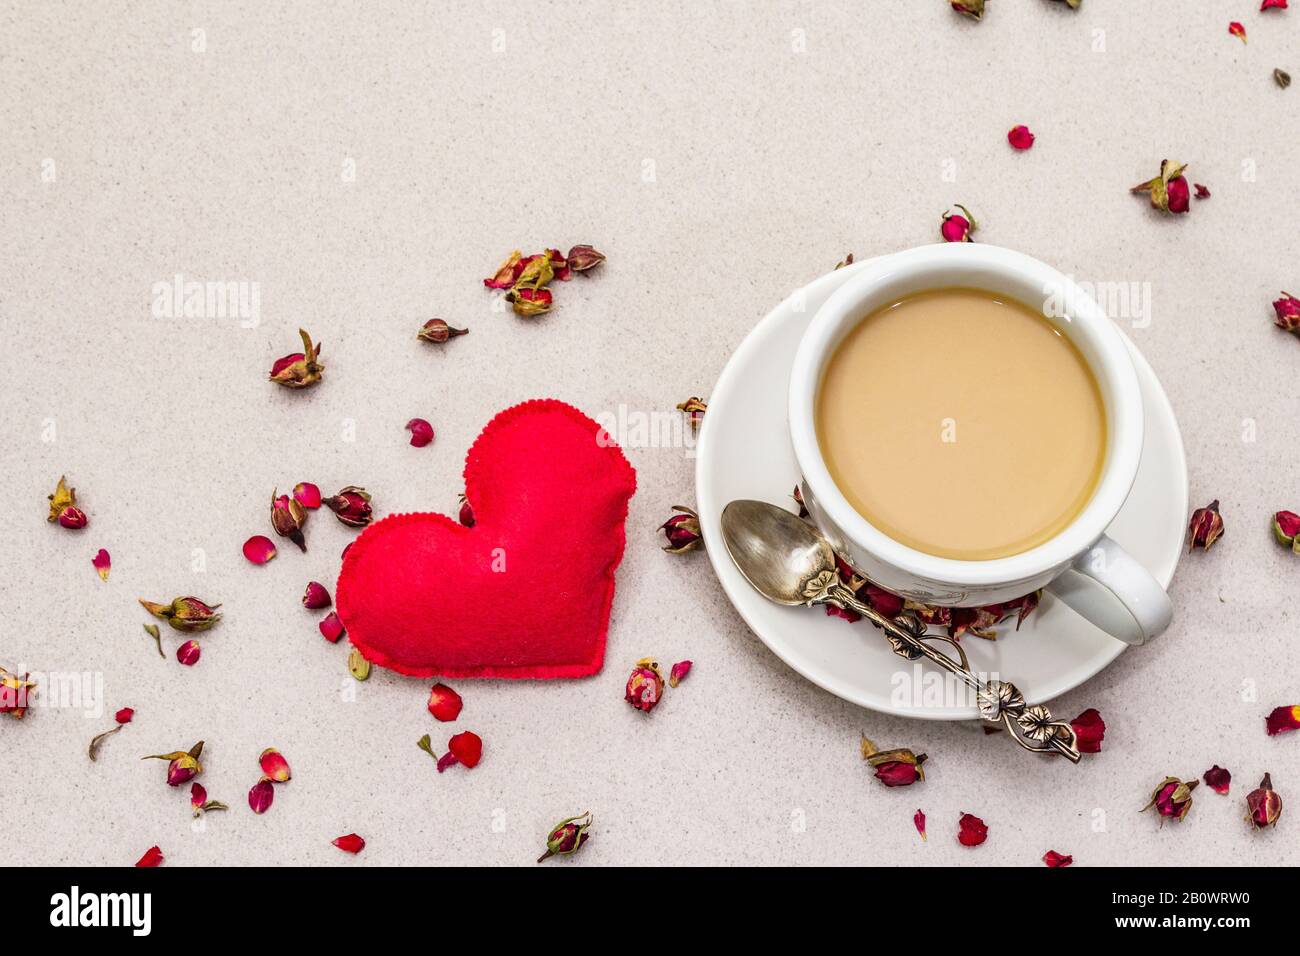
<box><xmin>1044</xmin><ymin>534</ymin><xmax>1172</xmax><ymax>646</ymax></box>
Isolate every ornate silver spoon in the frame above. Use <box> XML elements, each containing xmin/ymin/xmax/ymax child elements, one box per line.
<box><xmin>720</xmin><ymin>498</ymin><xmax>1081</xmax><ymax>762</ymax></box>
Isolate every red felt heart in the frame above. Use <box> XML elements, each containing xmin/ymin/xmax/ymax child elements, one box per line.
<box><xmin>335</xmin><ymin>399</ymin><xmax>637</xmax><ymax>679</ymax></box>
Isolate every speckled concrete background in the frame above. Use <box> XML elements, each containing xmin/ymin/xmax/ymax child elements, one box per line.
<box><xmin>2</xmin><ymin>0</ymin><xmax>1297</xmax><ymax>866</ymax></box>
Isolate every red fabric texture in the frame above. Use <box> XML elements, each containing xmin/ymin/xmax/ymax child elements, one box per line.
<box><xmin>334</xmin><ymin>399</ymin><xmax>637</xmax><ymax>679</ymax></box>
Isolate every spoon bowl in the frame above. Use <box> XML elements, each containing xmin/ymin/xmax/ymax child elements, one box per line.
<box><xmin>720</xmin><ymin>499</ymin><xmax>836</xmax><ymax>606</ymax></box>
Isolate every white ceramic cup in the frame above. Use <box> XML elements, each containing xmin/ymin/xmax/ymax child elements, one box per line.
<box><xmin>789</xmin><ymin>243</ymin><xmax>1173</xmax><ymax>646</ymax></box>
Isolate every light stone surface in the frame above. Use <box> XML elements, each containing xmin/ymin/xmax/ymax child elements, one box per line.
<box><xmin>1</xmin><ymin>0</ymin><xmax>1297</xmax><ymax>866</ymax></box>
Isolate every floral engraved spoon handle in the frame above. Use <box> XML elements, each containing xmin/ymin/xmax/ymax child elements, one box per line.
<box><xmin>818</xmin><ymin>578</ymin><xmax>1082</xmax><ymax>763</ymax></box>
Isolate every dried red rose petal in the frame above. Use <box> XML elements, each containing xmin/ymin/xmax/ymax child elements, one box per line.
<box><xmin>1273</xmin><ymin>292</ymin><xmax>1300</xmax><ymax>333</ymax></box>
<box><xmin>1262</xmin><ymin>0</ymin><xmax>1288</xmax><ymax>9</ymax></box>
<box><xmin>333</xmin><ymin>833</ymin><xmax>365</xmax><ymax>854</ymax></box>
<box><xmin>259</xmin><ymin>747</ymin><xmax>291</xmax><ymax>782</ymax></box>
<box><xmin>675</xmin><ymin>396</ymin><xmax>707</xmax><ymax>430</ymax></box>
<box><xmin>1246</xmin><ymin>773</ymin><xmax>1282</xmax><ymax>828</ymax></box>
<box><xmin>0</xmin><ymin>667</ymin><xmax>35</xmax><ymax>719</ymax></box>
<box><xmin>116</xmin><ymin>707</ymin><xmax>134</xmax><ymax>724</ymax></box>
<box><xmin>458</xmin><ymin>494</ymin><xmax>475</xmax><ymax>528</ymax></box>
<box><xmin>176</xmin><ymin>639</ymin><xmax>201</xmax><ymax>666</ymax></box>
<box><xmin>448</xmin><ymin>731</ymin><xmax>482</xmax><ymax>768</ymax></box>
<box><xmin>1007</xmin><ymin>125</ymin><xmax>1035</xmax><ymax>150</ymax></box>
<box><xmin>941</xmin><ymin>205</ymin><xmax>977</xmax><ymax>242</ymax></box>
<box><xmin>484</xmin><ymin>250</ymin><xmax>523</xmax><ymax>289</ymax></box>
<box><xmin>426</xmin><ymin>683</ymin><xmax>463</xmax><ymax>722</ymax></box>
<box><xmin>1070</xmin><ymin>708</ymin><xmax>1106</xmax><ymax>754</ymax></box>
<box><xmin>319</xmin><ymin>611</ymin><xmax>345</xmax><ymax>643</ymax></box>
<box><xmin>660</xmin><ymin>505</ymin><xmax>702</xmax><ymax>554</ymax></box>
<box><xmin>269</xmin><ymin>328</ymin><xmax>323</xmax><ymax>389</ymax></box>
<box><xmin>1043</xmin><ymin>850</ymin><xmax>1073</xmax><ymax>867</ymax></box>
<box><xmin>951</xmin><ymin>0</ymin><xmax>984</xmax><ymax>19</ymax></box>
<box><xmin>957</xmin><ymin>813</ymin><xmax>988</xmax><ymax>847</ymax></box>
<box><xmin>1229</xmin><ymin>21</ymin><xmax>1247</xmax><ymax>43</ymax></box>
<box><xmin>1194</xmin><ymin>183</ymin><xmax>1211</xmax><ymax>200</ymax></box>
<box><xmin>625</xmin><ymin>658</ymin><xmax>665</xmax><ymax>713</ymax></box>
<box><xmin>271</xmin><ymin>492</ymin><xmax>307</xmax><ymax>552</ymax></box>
<box><xmin>1272</xmin><ymin>510</ymin><xmax>1300</xmax><ymax>551</ymax></box>
<box><xmin>135</xmin><ymin>845</ymin><xmax>164</xmax><ymax>868</ymax></box>
<box><xmin>1188</xmin><ymin>500</ymin><xmax>1224</xmax><ymax>551</ymax></box>
<box><xmin>1204</xmin><ymin>765</ymin><xmax>1232</xmax><ymax>795</ymax></box>
<box><xmin>190</xmin><ymin>781</ymin><xmax>227</xmax><ymax>817</ymax></box>
<box><xmin>537</xmin><ymin>811</ymin><xmax>593</xmax><ymax>863</ymax></box>
<box><xmin>143</xmin><ymin>741</ymin><xmax>204</xmax><ymax>787</ymax></box>
<box><xmin>1132</xmin><ymin>160</ymin><xmax>1191</xmax><ymax>215</ymax></box>
<box><xmin>139</xmin><ymin>596</ymin><xmax>222</xmax><ymax>632</ymax></box>
<box><xmin>324</xmin><ymin>486</ymin><xmax>373</xmax><ymax>527</ymax></box>
<box><xmin>417</xmin><ymin>318</ymin><xmax>468</xmax><ymax>344</ymax></box>
<box><xmin>913</xmin><ymin>809</ymin><xmax>927</xmax><ymax>841</ymax></box>
<box><xmin>1143</xmin><ymin>776</ymin><xmax>1198</xmax><ymax>823</ymax></box>
<box><xmin>92</xmin><ymin>548</ymin><xmax>111</xmax><ymax>582</ymax></box>
<box><xmin>861</xmin><ymin>735</ymin><xmax>927</xmax><ymax>787</ymax></box>
<box><xmin>1266</xmin><ymin>704</ymin><xmax>1300</xmax><ymax>735</ymax></box>
<box><xmin>302</xmin><ymin>581</ymin><xmax>331</xmax><ymax>609</ymax></box>
<box><xmin>293</xmin><ymin>482</ymin><xmax>322</xmax><ymax>509</ymax></box>
<box><xmin>668</xmin><ymin>660</ymin><xmax>692</xmax><ymax>688</ymax></box>
<box><xmin>566</xmin><ymin>244</ymin><xmax>606</xmax><ymax>273</ymax></box>
<box><xmin>242</xmin><ymin>534</ymin><xmax>277</xmax><ymax>565</ymax></box>
<box><xmin>436</xmin><ymin>751</ymin><xmax>458</xmax><ymax>773</ymax></box>
<box><xmin>248</xmin><ymin>777</ymin><xmax>275</xmax><ymax>814</ymax></box>
<box><xmin>406</xmin><ymin>418</ymin><xmax>435</xmax><ymax>448</ymax></box>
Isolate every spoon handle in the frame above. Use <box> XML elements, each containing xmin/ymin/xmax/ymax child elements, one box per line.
<box><xmin>825</xmin><ymin>584</ymin><xmax>1081</xmax><ymax>762</ymax></box>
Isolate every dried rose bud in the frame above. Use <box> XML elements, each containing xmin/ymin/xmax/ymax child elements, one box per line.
<box><xmin>1204</xmin><ymin>765</ymin><xmax>1232</xmax><ymax>795</ymax></box>
<box><xmin>513</xmin><ymin>252</ymin><xmax>555</xmax><ymax>292</ymax></box>
<box><xmin>1275</xmin><ymin>68</ymin><xmax>1291</xmax><ymax>89</ymax></box>
<box><xmin>319</xmin><ymin>611</ymin><xmax>345</xmax><ymax>643</ymax></box>
<box><xmin>176</xmin><ymin>639</ymin><xmax>201</xmax><ymax>666</ymax></box>
<box><xmin>675</xmin><ymin>396</ymin><xmax>707</xmax><ymax>430</ymax></box>
<box><xmin>47</xmin><ymin>475</ymin><xmax>87</xmax><ymax>528</ymax></box>
<box><xmin>139</xmin><ymin>596</ymin><xmax>222</xmax><ymax>632</ymax></box>
<box><xmin>484</xmin><ymin>250</ymin><xmax>523</xmax><ymax>289</ymax></box>
<box><xmin>668</xmin><ymin>660</ymin><xmax>692</xmax><ymax>687</ymax></box>
<box><xmin>835</xmin><ymin>252</ymin><xmax>855</xmax><ymax>270</ymax></box>
<box><xmin>332</xmin><ymin>833</ymin><xmax>365</xmax><ymax>854</ymax></box>
<box><xmin>957</xmin><ymin>812</ymin><xmax>988</xmax><ymax>847</ymax></box>
<box><xmin>190</xmin><ymin>782</ymin><xmax>227</xmax><ymax>817</ymax></box>
<box><xmin>135</xmin><ymin>846</ymin><xmax>164</xmax><ymax>868</ymax></box>
<box><xmin>0</xmin><ymin>668</ymin><xmax>35</xmax><ymax>719</ymax></box>
<box><xmin>1246</xmin><ymin>773</ymin><xmax>1282</xmax><ymax>829</ymax></box>
<box><xmin>1070</xmin><ymin>708</ymin><xmax>1106</xmax><ymax>754</ymax></box>
<box><xmin>269</xmin><ymin>328</ymin><xmax>324</xmax><ymax>389</ymax></box>
<box><xmin>625</xmin><ymin>658</ymin><xmax>664</xmax><ymax>713</ymax></box>
<box><xmin>1007</xmin><ymin>124</ymin><xmax>1035</xmax><ymax>150</ymax></box>
<box><xmin>537</xmin><ymin>811</ymin><xmax>593</xmax><ymax>863</ymax></box>
<box><xmin>242</xmin><ymin>534</ymin><xmax>277</xmax><ymax>565</ymax></box>
<box><xmin>92</xmin><ymin>548</ymin><xmax>111</xmax><ymax>581</ymax></box>
<box><xmin>1132</xmin><ymin>160</ymin><xmax>1191</xmax><ymax>214</ymax></box>
<box><xmin>861</xmin><ymin>734</ymin><xmax>927</xmax><ymax>787</ymax></box>
<box><xmin>565</xmin><ymin>244</ymin><xmax>606</xmax><ymax>273</ymax></box>
<box><xmin>116</xmin><ymin>707</ymin><xmax>134</xmax><ymax>723</ymax></box>
<box><xmin>951</xmin><ymin>0</ymin><xmax>985</xmax><ymax>19</ymax></box>
<box><xmin>940</xmin><ymin>205</ymin><xmax>977</xmax><ymax>242</ymax></box>
<box><xmin>324</xmin><ymin>486</ymin><xmax>373</xmax><ymax>527</ymax></box>
<box><xmin>1142</xmin><ymin>776</ymin><xmax>1198</xmax><ymax>824</ymax></box>
<box><xmin>271</xmin><ymin>492</ymin><xmax>308</xmax><ymax>552</ymax></box>
<box><xmin>507</xmin><ymin>286</ymin><xmax>553</xmax><ymax>317</ymax></box>
<box><xmin>1266</xmin><ymin>704</ymin><xmax>1300</xmax><ymax>735</ymax></box>
<box><xmin>458</xmin><ymin>494</ymin><xmax>475</xmax><ymax>528</ymax></box>
<box><xmin>259</xmin><ymin>747</ymin><xmax>291</xmax><ymax>782</ymax></box>
<box><xmin>1273</xmin><ymin>292</ymin><xmax>1300</xmax><ymax>332</ymax></box>
<box><xmin>143</xmin><ymin>741</ymin><xmax>204</xmax><ymax>787</ymax></box>
<box><xmin>417</xmin><ymin>318</ymin><xmax>468</xmax><ymax>344</ymax></box>
<box><xmin>302</xmin><ymin>581</ymin><xmax>331</xmax><ymax>609</ymax></box>
<box><xmin>406</xmin><ymin>418</ymin><xmax>435</xmax><ymax>448</ymax></box>
<box><xmin>660</xmin><ymin>505</ymin><xmax>702</xmax><ymax>554</ymax></box>
<box><xmin>1272</xmin><ymin>510</ymin><xmax>1300</xmax><ymax>551</ymax></box>
<box><xmin>448</xmin><ymin>730</ymin><xmax>482</xmax><ymax>768</ymax></box>
<box><xmin>58</xmin><ymin>506</ymin><xmax>88</xmax><ymax>529</ymax></box>
<box><xmin>1187</xmin><ymin>500</ymin><xmax>1224</xmax><ymax>551</ymax></box>
<box><xmin>1194</xmin><ymin>183</ymin><xmax>1211</xmax><ymax>200</ymax></box>
<box><xmin>293</xmin><ymin>482</ymin><xmax>322</xmax><ymax>509</ymax></box>
<box><xmin>1043</xmin><ymin>850</ymin><xmax>1074</xmax><ymax>867</ymax></box>
<box><xmin>427</xmin><ymin>683</ymin><xmax>463</xmax><ymax>722</ymax></box>
<box><xmin>1229</xmin><ymin>21</ymin><xmax>1247</xmax><ymax>43</ymax></box>
<box><xmin>913</xmin><ymin>809</ymin><xmax>926</xmax><ymax>841</ymax></box>
<box><xmin>248</xmin><ymin>778</ymin><xmax>275</xmax><ymax>814</ymax></box>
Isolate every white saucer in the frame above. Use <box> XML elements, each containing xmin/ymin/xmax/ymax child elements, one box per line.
<box><xmin>694</xmin><ymin>257</ymin><xmax>1188</xmax><ymax>720</ymax></box>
